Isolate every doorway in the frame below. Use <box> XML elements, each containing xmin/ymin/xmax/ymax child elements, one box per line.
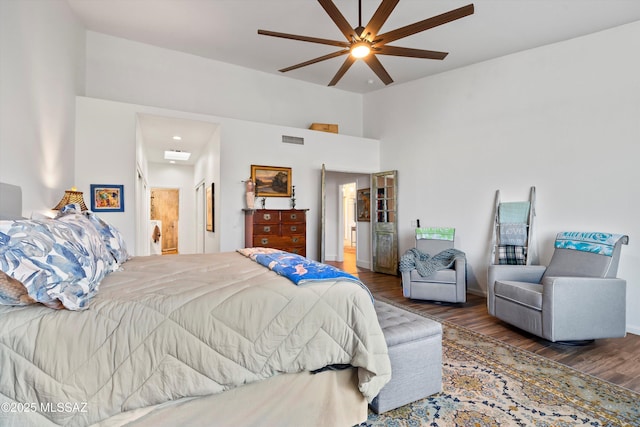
<box><xmin>320</xmin><ymin>169</ymin><xmax>372</xmax><ymax>270</ymax></box>
<box><xmin>150</xmin><ymin>188</ymin><xmax>179</xmax><ymax>255</ymax></box>
<box><xmin>341</xmin><ymin>182</ymin><xmax>357</xmax><ymax>274</ymax></box>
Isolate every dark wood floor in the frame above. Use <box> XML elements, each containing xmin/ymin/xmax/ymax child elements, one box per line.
<box><xmin>327</xmin><ymin>253</ymin><xmax>640</xmax><ymax>393</ymax></box>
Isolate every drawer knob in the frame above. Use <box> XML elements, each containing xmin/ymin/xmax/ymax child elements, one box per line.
<box><xmin>292</xmin><ymin>237</ymin><xmax>299</xmax><ymax>243</ymax></box>
<box><xmin>263</xmin><ymin>226</ymin><xmax>271</xmax><ymax>233</ymax></box>
<box><xmin>290</xmin><ymin>214</ymin><xmax>297</xmax><ymax>219</ymax></box>
<box><xmin>261</xmin><ymin>238</ymin><xmax>269</xmax><ymax>245</ymax></box>
<box><xmin>290</xmin><ymin>226</ymin><xmax>297</xmax><ymax>232</ymax></box>
<box><xmin>263</xmin><ymin>213</ymin><xmax>271</xmax><ymax>221</ymax></box>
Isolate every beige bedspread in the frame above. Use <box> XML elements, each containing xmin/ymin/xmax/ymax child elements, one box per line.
<box><xmin>0</xmin><ymin>252</ymin><xmax>390</xmax><ymax>426</ymax></box>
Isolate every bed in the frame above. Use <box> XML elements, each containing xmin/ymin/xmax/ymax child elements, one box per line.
<box><xmin>0</xmin><ymin>183</ymin><xmax>391</xmax><ymax>427</ymax></box>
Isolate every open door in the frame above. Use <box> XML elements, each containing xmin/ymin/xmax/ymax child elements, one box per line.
<box><xmin>150</xmin><ymin>188</ymin><xmax>179</xmax><ymax>255</ymax></box>
<box><xmin>372</xmin><ymin>170</ymin><xmax>398</xmax><ymax>275</ymax></box>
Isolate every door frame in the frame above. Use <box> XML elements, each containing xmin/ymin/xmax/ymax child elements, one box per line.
<box><xmin>320</xmin><ymin>168</ymin><xmax>374</xmax><ymax>270</ymax></box>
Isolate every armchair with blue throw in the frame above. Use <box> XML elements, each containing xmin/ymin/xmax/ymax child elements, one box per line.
<box><xmin>487</xmin><ymin>232</ymin><xmax>629</xmax><ymax>343</ymax></box>
<box><xmin>400</xmin><ymin>227</ymin><xmax>467</xmax><ymax>303</ymax></box>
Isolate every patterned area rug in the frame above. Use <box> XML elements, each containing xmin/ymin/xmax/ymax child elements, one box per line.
<box><xmin>364</xmin><ymin>298</ymin><xmax>640</xmax><ymax>427</ymax></box>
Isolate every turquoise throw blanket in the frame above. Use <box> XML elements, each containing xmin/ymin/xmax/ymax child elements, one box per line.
<box><xmin>499</xmin><ymin>202</ymin><xmax>530</xmax><ymax>224</ymax></box>
<box><xmin>554</xmin><ymin>232</ymin><xmax>628</xmax><ymax>257</ymax></box>
<box><xmin>399</xmin><ymin>248</ymin><xmax>465</xmax><ymax>277</ymax></box>
<box><xmin>237</xmin><ymin>248</ymin><xmax>373</xmax><ymax>301</ymax></box>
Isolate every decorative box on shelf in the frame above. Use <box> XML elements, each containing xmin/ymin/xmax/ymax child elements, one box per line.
<box><xmin>243</xmin><ymin>209</ymin><xmax>308</xmax><ymax>256</ymax></box>
<box><xmin>309</xmin><ymin>123</ymin><xmax>339</xmax><ymax>133</ymax></box>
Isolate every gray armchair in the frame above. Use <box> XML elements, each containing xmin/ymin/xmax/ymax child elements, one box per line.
<box><xmin>487</xmin><ymin>232</ymin><xmax>628</xmax><ymax>343</ymax></box>
<box><xmin>401</xmin><ymin>228</ymin><xmax>467</xmax><ymax>303</ymax></box>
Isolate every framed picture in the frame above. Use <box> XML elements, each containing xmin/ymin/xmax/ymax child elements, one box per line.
<box><xmin>206</xmin><ymin>183</ymin><xmax>214</xmax><ymax>232</ymax></box>
<box><xmin>251</xmin><ymin>165</ymin><xmax>292</xmax><ymax>197</ymax></box>
<box><xmin>90</xmin><ymin>184</ymin><xmax>124</xmax><ymax>212</ymax></box>
<box><xmin>356</xmin><ymin>188</ymin><xmax>371</xmax><ymax>222</ymax></box>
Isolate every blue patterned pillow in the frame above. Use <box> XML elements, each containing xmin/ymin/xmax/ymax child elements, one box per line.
<box><xmin>0</xmin><ymin>209</ymin><xmax>114</xmax><ymax>310</ymax></box>
<box><xmin>82</xmin><ymin>210</ymin><xmax>130</xmax><ymax>264</ymax></box>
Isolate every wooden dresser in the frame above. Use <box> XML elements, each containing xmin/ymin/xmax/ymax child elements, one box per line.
<box><xmin>244</xmin><ymin>209</ymin><xmax>308</xmax><ymax>256</ymax></box>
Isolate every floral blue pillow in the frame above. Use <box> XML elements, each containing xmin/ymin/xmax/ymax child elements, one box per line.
<box><xmin>82</xmin><ymin>210</ymin><xmax>130</xmax><ymax>264</ymax></box>
<box><xmin>0</xmin><ymin>208</ymin><xmax>114</xmax><ymax>310</ymax></box>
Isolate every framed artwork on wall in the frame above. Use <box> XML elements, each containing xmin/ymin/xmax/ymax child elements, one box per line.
<box><xmin>90</xmin><ymin>184</ymin><xmax>124</xmax><ymax>212</ymax></box>
<box><xmin>357</xmin><ymin>188</ymin><xmax>371</xmax><ymax>222</ymax></box>
<box><xmin>250</xmin><ymin>165</ymin><xmax>292</xmax><ymax>197</ymax></box>
<box><xmin>206</xmin><ymin>183</ymin><xmax>214</xmax><ymax>232</ymax></box>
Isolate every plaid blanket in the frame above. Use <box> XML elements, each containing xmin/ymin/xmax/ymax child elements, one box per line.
<box><xmin>498</xmin><ymin>245</ymin><xmax>526</xmax><ymax>265</ymax></box>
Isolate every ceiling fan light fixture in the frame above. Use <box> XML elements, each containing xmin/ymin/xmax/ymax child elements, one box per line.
<box><xmin>350</xmin><ymin>41</ymin><xmax>371</xmax><ymax>58</ymax></box>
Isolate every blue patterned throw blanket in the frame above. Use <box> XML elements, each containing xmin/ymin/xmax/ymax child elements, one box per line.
<box><xmin>237</xmin><ymin>248</ymin><xmax>373</xmax><ymax>301</ymax></box>
<box><xmin>399</xmin><ymin>248</ymin><xmax>465</xmax><ymax>277</ymax></box>
<box><xmin>554</xmin><ymin>232</ymin><xmax>628</xmax><ymax>257</ymax></box>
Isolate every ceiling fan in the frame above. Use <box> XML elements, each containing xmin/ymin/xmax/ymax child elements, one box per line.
<box><xmin>258</xmin><ymin>0</ymin><xmax>474</xmax><ymax>87</ymax></box>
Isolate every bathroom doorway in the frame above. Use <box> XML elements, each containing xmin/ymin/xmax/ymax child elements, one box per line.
<box><xmin>150</xmin><ymin>188</ymin><xmax>179</xmax><ymax>255</ymax></box>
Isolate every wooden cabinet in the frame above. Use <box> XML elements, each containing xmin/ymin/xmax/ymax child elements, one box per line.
<box><xmin>244</xmin><ymin>209</ymin><xmax>308</xmax><ymax>256</ymax></box>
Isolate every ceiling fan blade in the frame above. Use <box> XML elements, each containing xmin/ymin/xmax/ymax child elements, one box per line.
<box><xmin>363</xmin><ymin>55</ymin><xmax>393</xmax><ymax>85</ymax></box>
<box><xmin>375</xmin><ymin>3</ymin><xmax>474</xmax><ymax>45</ymax></box>
<box><xmin>360</xmin><ymin>0</ymin><xmax>400</xmax><ymax>40</ymax></box>
<box><xmin>280</xmin><ymin>50</ymin><xmax>349</xmax><ymax>73</ymax></box>
<box><xmin>376</xmin><ymin>45</ymin><xmax>448</xmax><ymax>60</ymax></box>
<box><xmin>317</xmin><ymin>0</ymin><xmax>358</xmax><ymax>41</ymax></box>
<box><xmin>328</xmin><ymin>55</ymin><xmax>356</xmax><ymax>86</ymax></box>
<box><xmin>258</xmin><ymin>30</ymin><xmax>350</xmax><ymax>48</ymax></box>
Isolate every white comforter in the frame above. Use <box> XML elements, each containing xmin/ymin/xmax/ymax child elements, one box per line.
<box><xmin>0</xmin><ymin>252</ymin><xmax>390</xmax><ymax>426</ymax></box>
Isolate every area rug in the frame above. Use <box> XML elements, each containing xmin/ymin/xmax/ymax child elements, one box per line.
<box><xmin>364</xmin><ymin>298</ymin><xmax>640</xmax><ymax>427</ymax></box>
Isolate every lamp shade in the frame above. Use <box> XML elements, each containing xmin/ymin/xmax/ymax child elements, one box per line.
<box><xmin>52</xmin><ymin>188</ymin><xmax>88</xmax><ymax>211</ymax></box>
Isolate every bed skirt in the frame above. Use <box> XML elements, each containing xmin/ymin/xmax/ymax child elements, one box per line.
<box><xmin>92</xmin><ymin>368</ymin><xmax>367</xmax><ymax>427</ymax></box>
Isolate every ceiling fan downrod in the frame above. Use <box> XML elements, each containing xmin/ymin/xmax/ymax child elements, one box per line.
<box><xmin>355</xmin><ymin>0</ymin><xmax>366</xmax><ymax>40</ymax></box>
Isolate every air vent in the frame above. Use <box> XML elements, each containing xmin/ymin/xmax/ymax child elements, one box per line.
<box><xmin>282</xmin><ymin>135</ymin><xmax>304</xmax><ymax>145</ymax></box>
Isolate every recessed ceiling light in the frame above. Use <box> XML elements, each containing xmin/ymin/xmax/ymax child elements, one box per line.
<box><xmin>164</xmin><ymin>150</ymin><xmax>191</xmax><ymax>161</ymax></box>
<box><xmin>172</xmin><ymin>135</ymin><xmax>182</xmax><ymax>141</ymax></box>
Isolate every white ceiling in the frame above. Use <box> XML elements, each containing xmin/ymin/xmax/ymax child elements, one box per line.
<box><xmin>67</xmin><ymin>0</ymin><xmax>640</xmax><ymax>94</ymax></box>
<box><xmin>67</xmin><ymin>0</ymin><xmax>640</xmax><ymax>163</ymax></box>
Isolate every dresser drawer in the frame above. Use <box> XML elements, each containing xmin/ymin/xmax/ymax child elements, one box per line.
<box><xmin>287</xmin><ymin>247</ymin><xmax>306</xmax><ymax>256</ymax></box>
<box><xmin>283</xmin><ymin>235</ymin><xmax>306</xmax><ymax>246</ymax></box>
<box><xmin>253</xmin><ymin>224</ymin><xmax>280</xmax><ymax>235</ymax></box>
<box><xmin>253</xmin><ymin>210</ymin><xmax>280</xmax><ymax>224</ymax></box>
<box><xmin>282</xmin><ymin>223</ymin><xmax>305</xmax><ymax>235</ymax></box>
<box><xmin>281</xmin><ymin>210</ymin><xmax>306</xmax><ymax>223</ymax></box>
<box><xmin>253</xmin><ymin>235</ymin><xmax>290</xmax><ymax>247</ymax></box>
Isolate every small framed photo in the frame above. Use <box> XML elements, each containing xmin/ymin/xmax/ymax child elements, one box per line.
<box><xmin>251</xmin><ymin>165</ymin><xmax>292</xmax><ymax>197</ymax></box>
<box><xmin>90</xmin><ymin>184</ymin><xmax>124</xmax><ymax>212</ymax></box>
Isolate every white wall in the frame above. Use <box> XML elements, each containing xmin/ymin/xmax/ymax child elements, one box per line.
<box><xmin>193</xmin><ymin>126</ymin><xmax>221</xmax><ymax>254</ymax></box>
<box><xmin>84</xmin><ymin>32</ymin><xmax>364</xmax><ymax>137</ymax></box>
<box><xmin>75</xmin><ymin>97</ymin><xmax>380</xmax><ymax>260</ymax></box>
<box><xmin>364</xmin><ymin>21</ymin><xmax>640</xmax><ymax>334</ymax></box>
<box><xmin>148</xmin><ymin>163</ymin><xmax>197</xmax><ymax>254</ymax></box>
<box><xmin>218</xmin><ymin>119</ymin><xmax>380</xmax><ymax>260</ymax></box>
<box><xmin>0</xmin><ymin>0</ymin><xmax>84</xmax><ymax>214</ymax></box>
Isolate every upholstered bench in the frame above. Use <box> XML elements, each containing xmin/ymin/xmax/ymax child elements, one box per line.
<box><xmin>370</xmin><ymin>300</ymin><xmax>443</xmax><ymax>414</ymax></box>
